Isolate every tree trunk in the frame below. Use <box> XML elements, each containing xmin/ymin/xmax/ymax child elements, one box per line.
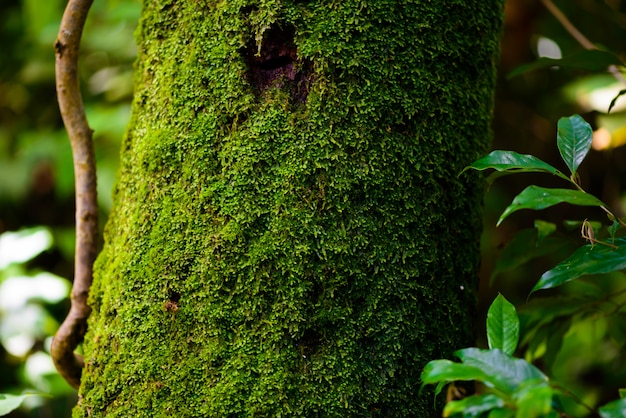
<box><xmin>76</xmin><ymin>1</ymin><xmax>504</xmax><ymax>416</ymax></box>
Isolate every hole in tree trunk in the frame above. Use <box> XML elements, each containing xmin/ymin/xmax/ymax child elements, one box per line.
<box><xmin>240</xmin><ymin>23</ymin><xmax>312</xmax><ymax>103</ymax></box>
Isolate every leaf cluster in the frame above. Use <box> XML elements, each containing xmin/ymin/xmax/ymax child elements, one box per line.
<box><xmin>422</xmin><ymin>294</ymin><xmax>626</xmax><ymax>417</ymax></box>
<box><xmin>423</xmin><ymin>115</ymin><xmax>626</xmax><ymax>417</ymax></box>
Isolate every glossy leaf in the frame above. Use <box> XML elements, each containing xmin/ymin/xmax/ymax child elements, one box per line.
<box><xmin>507</xmin><ymin>49</ymin><xmax>625</xmax><ymax>79</ymax></box>
<box><xmin>0</xmin><ymin>394</ymin><xmax>28</xmax><ymax>416</ymax></box>
<box><xmin>454</xmin><ymin>348</ymin><xmax>547</xmax><ymax>394</ymax></box>
<box><xmin>487</xmin><ymin>294</ymin><xmax>519</xmax><ymax>355</ymax></box>
<box><xmin>557</xmin><ymin>115</ymin><xmax>593</xmax><ymax>176</ymax></box>
<box><xmin>498</xmin><ymin>186</ymin><xmax>606</xmax><ymax>226</ymax></box>
<box><xmin>599</xmin><ymin>398</ymin><xmax>626</xmax><ymax>418</ymax></box>
<box><xmin>420</xmin><ymin>360</ymin><xmax>489</xmax><ymax>389</ymax></box>
<box><xmin>464</xmin><ymin>150</ymin><xmax>566</xmax><ymax>179</ymax></box>
<box><xmin>532</xmin><ymin>237</ymin><xmax>626</xmax><ymax>293</ymax></box>
<box><xmin>443</xmin><ymin>394</ymin><xmax>505</xmax><ymax>417</ymax></box>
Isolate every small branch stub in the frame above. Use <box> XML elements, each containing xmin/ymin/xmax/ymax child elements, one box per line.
<box><xmin>50</xmin><ymin>0</ymin><xmax>97</xmax><ymax>390</ymax></box>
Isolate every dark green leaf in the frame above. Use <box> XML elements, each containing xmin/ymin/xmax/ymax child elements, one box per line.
<box><xmin>557</xmin><ymin>115</ymin><xmax>593</xmax><ymax>176</ymax></box>
<box><xmin>443</xmin><ymin>394</ymin><xmax>505</xmax><ymax>417</ymax></box>
<box><xmin>464</xmin><ymin>151</ymin><xmax>566</xmax><ymax>180</ymax></box>
<box><xmin>469</xmin><ymin>150</ymin><xmax>571</xmax><ymax>188</ymax></box>
<box><xmin>608</xmin><ymin>220</ymin><xmax>620</xmax><ymax>241</ymax></box>
<box><xmin>599</xmin><ymin>398</ymin><xmax>626</xmax><ymax>418</ymax></box>
<box><xmin>507</xmin><ymin>49</ymin><xmax>625</xmax><ymax>79</ymax></box>
<box><xmin>487</xmin><ymin>294</ymin><xmax>519</xmax><ymax>355</ymax></box>
<box><xmin>454</xmin><ymin>348</ymin><xmax>547</xmax><ymax>394</ymax></box>
<box><xmin>532</xmin><ymin>237</ymin><xmax>626</xmax><ymax>293</ymax></box>
<box><xmin>498</xmin><ymin>186</ymin><xmax>606</xmax><ymax>226</ymax></box>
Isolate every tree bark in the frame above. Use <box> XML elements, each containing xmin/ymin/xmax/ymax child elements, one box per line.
<box><xmin>76</xmin><ymin>1</ymin><xmax>504</xmax><ymax>416</ymax></box>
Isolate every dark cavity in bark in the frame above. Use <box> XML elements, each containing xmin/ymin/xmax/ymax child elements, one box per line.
<box><xmin>241</xmin><ymin>23</ymin><xmax>312</xmax><ymax>103</ymax></box>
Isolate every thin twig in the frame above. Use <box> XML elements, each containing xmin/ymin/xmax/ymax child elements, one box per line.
<box><xmin>50</xmin><ymin>0</ymin><xmax>97</xmax><ymax>390</ymax></box>
<box><xmin>552</xmin><ymin>383</ymin><xmax>597</xmax><ymax>416</ymax></box>
<box><xmin>540</xmin><ymin>0</ymin><xmax>626</xmax><ymax>87</ymax></box>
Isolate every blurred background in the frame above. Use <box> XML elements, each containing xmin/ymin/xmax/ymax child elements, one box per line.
<box><xmin>1</xmin><ymin>0</ymin><xmax>626</xmax><ymax>416</ymax></box>
<box><xmin>1</xmin><ymin>0</ymin><xmax>139</xmax><ymax>415</ymax></box>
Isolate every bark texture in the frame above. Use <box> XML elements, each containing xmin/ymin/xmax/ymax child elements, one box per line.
<box><xmin>76</xmin><ymin>0</ymin><xmax>504</xmax><ymax>416</ymax></box>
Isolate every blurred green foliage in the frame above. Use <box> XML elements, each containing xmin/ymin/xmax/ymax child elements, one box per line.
<box><xmin>0</xmin><ymin>0</ymin><xmax>139</xmax><ymax>416</ymax></box>
<box><xmin>2</xmin><ymin>0</ymin><xmax>626</xmax><ymax>416</ymax></box>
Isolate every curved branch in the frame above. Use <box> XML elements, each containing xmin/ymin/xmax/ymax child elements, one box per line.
<box><xmin>50</xmin><ymin>0</ymin><xmax>97</xmax><ymax>390</ymax></box>
<box><xmin>540</xmin><ymin>0</ymin><xmax>626</xmax><ymax>87</ymax></box>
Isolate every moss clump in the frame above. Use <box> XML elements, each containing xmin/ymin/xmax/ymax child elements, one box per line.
<box><xmin>76</xmin><ymin>0</ymin><xmax>504</xmax><ymax>416</ymax></box>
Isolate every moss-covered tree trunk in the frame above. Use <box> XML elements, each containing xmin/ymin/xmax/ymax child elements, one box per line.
<box><xmin>77</xmin><ymin>1</ymin><xmax>504</xmax><ymax>416</ymax></box>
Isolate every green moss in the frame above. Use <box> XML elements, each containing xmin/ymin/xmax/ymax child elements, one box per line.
<box><xmin>76</xmin><ymin>0</ymin><xmax>504</xmax><ymax>416</ymax></box>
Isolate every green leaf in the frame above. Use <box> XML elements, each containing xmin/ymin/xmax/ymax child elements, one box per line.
<box><xmin>489</xmin><ymin>410</ymin><xmax>515</xmax><ymax>418</ymax></box>
<box><xmin>557</xmin><ymin>115</ymin><xmax>593</xmax><ymax>176</ymax></box>
<box><xmin>507</xmin><ymin>49</ymin><xmax>625</xmax><ymax>79</ymax></box>
<box><xmin>513</xmin><ymin>379</ymin><xmax>553</xmax><ymax>418</ymax></box>
<box><xmin>620</xmin><ymin>388</ymin><xmax>626</xmax><ymax>398</ymax></box>
<box><xmin>532</xmin><ymin>237</ymin><xmax>626</xmax><ymax>293</ymax></box>
<box><xmin>443</xmin><ymin>394</ymin><xmax>506</xmax><ymax>417</ymax></box>
<box><xmin>498</xmin><ymin>186</ymin><xmax>606</xmax><ymax>226</ymax></box>
<box><xmin>487</xmin><ymin>294</ymin><xmax>519</xmax><ymax>355</ymax></box>
<box><xmin>420</xmin><ymin>360</ymin><xmax>489</xmax><ymax>390</ymax></box>
<box><xmin>464</xmin><ymin>151</ymin><xmax>567</xmax><ymax>182</ymax></box>
<box><xmin>534</xmin><ymin>220</ymin><xmax>557</xmax><ymax>246</ymax></box>
<box><xmin>608</xmin><ymin>220</ymin><xmax>620</xmax><ymax>241</ymax></box>
<box><xmin>454</xmin><ymin>348</ymin><xmax>547</xmax><ymax>394</ymax></box>
<box><xmin>0</xmin><ymin>394</ymin><xmax>29</xmax><ymax>416</ymax></box>
<box><xmin>599</xmin><ymin>397</ymin><xmax>626</xmax><ymax>418</ymax></box>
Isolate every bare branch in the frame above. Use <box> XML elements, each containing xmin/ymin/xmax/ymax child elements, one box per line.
<box><xmin>50</xmin><ymin>0</ymin><xmax>97</xmax><ymax>390</ymax></box>
<box><xmin>541</xmin><ymin>0</ymin><xmax>626</xmax><ymax>87</ymax></box>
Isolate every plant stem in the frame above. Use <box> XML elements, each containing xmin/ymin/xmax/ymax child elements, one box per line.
<box><xmin>540</xmin><ymin>0</ymin><xmax>626</xmax><ymax>87</ymax></box>
<box><xmin>552</xmin><ymin>383</ymin><xmax>596</xmax><ymax>415</ymax></box>
<box><xmin>50</xmin><ymin>0</ymin><xmax>96</xmax><ymax>390</ymax></box>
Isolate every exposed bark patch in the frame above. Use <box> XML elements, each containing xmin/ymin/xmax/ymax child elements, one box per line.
<box><xmin>164</xmin><ymin>291</ymin><xmax>180</xmax><ymax>315</ymax></box>
<box><xmin>168</xmin><ymin>290</ymin><xmax>181</xmax><ymax>302</ymax></box>
<box><xmin>241</xmin><ymin>24</ymin><xmax>312</xmax><ymax>103</ymax></box>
